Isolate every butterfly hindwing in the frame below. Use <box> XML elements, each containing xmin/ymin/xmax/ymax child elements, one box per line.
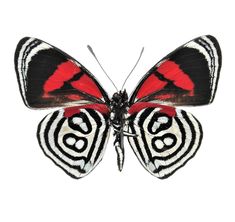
<box><xmin>129</xmin><ymin>35</ymin><xmax>222</xmax><ymax>106</ymax></box>
<box><xmin>127</xmin><ymin>102</ymin><xmax>203</xmax><ymax>178</ymax></box>
<box><xmin>37</xmin><ymin>104</ymin><xmax>110</xmax><ymax>178</ymax></box>
<box><xmin>15</xmin><ymin>37</ymin><xmax>110</xmax><ymax>108</ymax></box>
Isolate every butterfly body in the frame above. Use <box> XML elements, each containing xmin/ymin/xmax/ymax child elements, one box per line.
<box><xmin>109</xmin><ymin>90</ymin><xmax>129</xmax><ymax>171</ymax></box>
<box><xmin>15</xmin><ymin>35</ymin><xmax>222</xmax><ymax>179</ymax></box>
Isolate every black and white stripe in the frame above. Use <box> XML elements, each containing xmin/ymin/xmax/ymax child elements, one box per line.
<box><xmin>129</xmin><ymin>35</ymin><xmax>222</xmax><ymax>106</ymax></box>
<box><xmin>184</xmin><ymin>35</ymin><xmax>221</xmax><ymax>103</ymax></box>
<box><xmin>15</xmin><ymin>37</ymin><xmax>53</xmax><ymax>106</ymax></box>
<box><xmin>15</xmin><ymin>37</ymin><xmax>110</xmax><ymax>109</ymax></box>
<box><xmin>128</xmin><ymin>107</ymin><xmax>203</xmax><ymax>179</ymax></box>
<box><xmin>37</xmin><ymin>108</ymin><xmax>110</xmax><ymax>179</ymax></box>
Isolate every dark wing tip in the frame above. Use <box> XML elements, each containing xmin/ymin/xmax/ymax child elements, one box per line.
<box><xmin>204</xmin><ymin>35</ymin><xmax>222</xmax><ymax>103</ymax></box>
<box><xmin>199</xmin><ymin>35</ymin><xmax>222</xmax><ymax>62</ymax></box>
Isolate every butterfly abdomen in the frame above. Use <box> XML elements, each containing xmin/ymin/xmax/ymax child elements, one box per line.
<box><xmin>110</xmin><ymin>90</ymin><xmax>129</xmax><ymax>171</ymax></box>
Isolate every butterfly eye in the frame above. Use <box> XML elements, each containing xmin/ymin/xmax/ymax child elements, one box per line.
<box><xmin>112</xmin><ymin>93</ymin><xmax>120</xmax><ymax>102</ymax></box>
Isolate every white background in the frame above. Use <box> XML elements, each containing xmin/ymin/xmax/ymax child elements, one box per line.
<box><xmin>0</xmin><ymin>0</ymin><xmax>234</xmax><ymax>221</ymax></box>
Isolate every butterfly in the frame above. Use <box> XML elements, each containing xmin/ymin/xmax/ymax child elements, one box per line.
<box><xmin>15</xmin><ymin>35</ymin><xmax>222</xmax><ymax>179</ymax></box>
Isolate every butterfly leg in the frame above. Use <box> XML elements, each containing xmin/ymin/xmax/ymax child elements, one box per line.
<box><xmin>113</xmin><ymin>122</ymin><xmax>138</xmax><ymax>171</ymax></box>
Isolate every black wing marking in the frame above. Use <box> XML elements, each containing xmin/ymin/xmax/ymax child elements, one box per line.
<box><xmin>15</xmin><ymin>37</ymin><xmax>110</xmax><ymax>109</ymax></box>
<box><xmin>127</xmin><ymin>103</ymin><xmax>203</xmax><ymax>179</ymax></box>
<box><xmin>37</xmin><ymin>105</ymin><xmax>110</xmax><ymax>179</ymax></box>
<box><xmin>129</xmin><ymin>35</ymin><xmax>222</xmax><ymax>106</ymax></box>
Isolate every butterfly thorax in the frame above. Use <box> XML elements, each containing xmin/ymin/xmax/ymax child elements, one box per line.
<box><xmin>110</xmin><ymin>90</ymin><xmax>128</xmax><ymax>127</ymax></box>
<box><xmin>110</xmin><ymin>90</ymin><xmax>129</xmax><ymax>171</ymax></box>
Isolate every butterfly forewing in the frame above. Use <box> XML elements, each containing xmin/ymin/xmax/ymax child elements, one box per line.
<box><xmin>15</xmin><ymin>37</ymin><xmax>110</xmax><ymax>108</ymax></box>
<box><xmin>37</xmin><ymin>104</ymin><xmax>110</xmax><ymax>178</ymax></box>
<box><xmin>129</xmin><ymin>35</ymin><xmax>222</xmax><ymax>106</ymax></box>
<box><xmin>127</xmin><ymin>103</ymin><xmax>203</xmax><ymax>178</ymax></box>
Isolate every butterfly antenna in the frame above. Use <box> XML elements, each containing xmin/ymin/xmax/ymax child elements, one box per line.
<box><xmin>87</xmin><ymin>45</ymin><xmax>119</xmax><ymax>92</ymax></box>
<box><xmin>121</xmin><ymin>47</ymin><xmax>144</xmax><ymax>91</ymax></box>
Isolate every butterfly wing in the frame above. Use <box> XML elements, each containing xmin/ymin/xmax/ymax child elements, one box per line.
<box><xmin>127</xmin><ymin>102</ymin><xmax>203</xmax><ymax>178</ymax></box>
<box><xmin>37</xmin><ymin>104</ymin><xmax>110</xmax><ymax>178</ymax></box>
<box><xmin>129</xmin><ymin>35</ymin><xmax>222</xmax><ymax>106</ymax></box>
<box><xmin>15</xmin><ymin>37</ymin><xmax>110</xmax><ymax>108</ymax></box>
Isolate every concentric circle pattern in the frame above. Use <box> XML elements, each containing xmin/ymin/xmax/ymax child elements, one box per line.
<box><xmin>128</xmin><ymin>107</ymin><xmax>203</xmax><ymax>179</ymax></box>
<box><xmin>37</xmin><ymin>108</ymin><xmax>110</xmax><ymax>179</ymax></box>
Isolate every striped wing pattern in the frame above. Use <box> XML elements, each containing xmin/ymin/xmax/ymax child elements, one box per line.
<box><xmin>15</xmin><ymin>37</ymin><xmax>109</xmax><ymax>108</ymax></box>
<box><xmin>127</xmin><ymin>104</ymin><xmax>203</xmax><ymax>179</ymax></box>
<box><xmin>14</xmin><ymin>35</ymin><xmax>221</xmax><ymax>179</ymax></box>
<box><xmin>37</xmin><ymin>105</ymin><xmax>110</xmax><ymax>178</ymax></box>
<box><xmin>129</xmin><ymin>35</ymin><xmax>222</xmax><ymax>106</ymax></box>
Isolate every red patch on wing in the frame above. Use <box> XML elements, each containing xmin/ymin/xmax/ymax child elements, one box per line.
<box><xmin>71</xmin><ymin>74</ymin><xmax>102</xmax><ymax>99</ymax></box>
<box><xmin>64</xmin><ymin>104</ymin><xmax>110</xmax><ymax>118</ymax></box>
<box><xmin>43</xmin><ymin>60</ymin><xmax>81</xmax><ymax>93</ymax></box>
<box><xmin>136</xmin><ymin>74</ymin><xmax>167</xmax><ymax>99</ymax></box>
<box><xmin>43</xmin><ymin>60</ymin><xmax>103</xmax><ymax>100</ymax></box>
<box><xmin>155</xmin><ymin>94</ymin><xmax>175</xmax><ymax>100</ymax></box>
<box><xmin>67</xmin><ymin>94</ymin><xmax>83</xmax><ymax>100</ymax></box>
<box><xmin>157</xmin><ymin>60</ymin><xmax>194</xmax><ymax>92</ymax></box>
<box><xmin>128</xmin><ymin>102</ymin><xmax>176</xmax><ymax>117</ymax></box>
